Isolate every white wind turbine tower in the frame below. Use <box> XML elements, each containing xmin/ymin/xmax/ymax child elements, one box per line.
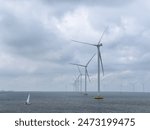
<box><xmin>77</xmin><ymin>66</ymin><xmax>83</xmax><ymax>92</ymax></box>
<box><xmin>70</xmin><ymin>54</ymin><xmax>95</xmax><ymax>95</ymax></box>
<box><xmin>72</xmin><ymin>27</ymin><xmax>108</xmax><ymax>99</ymax></box>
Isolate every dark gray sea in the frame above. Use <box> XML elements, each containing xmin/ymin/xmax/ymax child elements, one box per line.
<box><xmin>0</xmin><ymin>92</ymin><xmax>150</xmax><ymax>113</ymax></box>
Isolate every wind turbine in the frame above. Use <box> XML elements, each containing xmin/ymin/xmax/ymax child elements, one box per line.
<box><xmin>70</xmin><ymin>54</ymin><xmax>95</xmax><ymax>95</ymax></box>
<box><xmin>72</xmin><ymin>75</ymin><xmax>78</xmax><ymax>92</ymax></box>
<box><xmin>71</xmin><ymin>67</ymin><xmax>83</xmax><ymax>92</ymax></box>
<box><xmin>77</xmin><ymin>66</ymin><xmax>83</xmax><ymax>92</ymax></box>
<box><xmin>72</xmin><ymin>27</ymin><xmax>108</xmax><ymax>99</ymax></box>
<box><xmin>76</xmin><ymin>74</ymin><xmax>81</xmax><ymax>92</ymax></box>
<box><xmin>74</xmin><ymin>75</ymin><xmax>80</xmax><ymax>92</ymax></box>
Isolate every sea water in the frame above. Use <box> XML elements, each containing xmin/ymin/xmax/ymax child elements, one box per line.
<box><xmin>0</xmin><ymin>92</ymin><xmax>150</xmax><ymax>113</ymax></box>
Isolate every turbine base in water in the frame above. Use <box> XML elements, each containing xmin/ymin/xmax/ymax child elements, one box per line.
<box><xmin>94</xmin><ymin>96</ymin><xmax>104</xmax><ymax>99</ymax></box>
<box><xmin>25</xmin><ymin>102</ymin><xmax>31</xmax><ymax>105</ymax></box>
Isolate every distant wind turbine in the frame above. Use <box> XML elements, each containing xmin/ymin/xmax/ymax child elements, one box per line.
<box><xmin>76</xmin><ymin>74</ymin><xmax>81</xmax><ymax>92</ymax></box>
<box><xmin>72</xmin><ymin>67</ymin><xmax>83</xmax><ymax>92</ymax></box>
<box><xmin>70</xmin><ymin>54</ymin><xmax>96</xmax><ymax>95</ymax></box>
<box><xmin>73</xmin><ymin>75</ymin><xmax>80</xmax><ymax>92</ymax></box>
<box><xmin>72</xmin><ymin>27</ymin><xmax>108</xmax><ymax>99</ymax></box>
<box><xmin>77</xmin><ymin>66</ymin><xmax>83</xmax><ymax>92</ymax></box>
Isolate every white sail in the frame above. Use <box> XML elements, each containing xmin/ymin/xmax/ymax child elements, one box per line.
<box><xmin>26</xmin><ymin>93</ymin><xmax>30</xmax><ymax>105</ymax></box>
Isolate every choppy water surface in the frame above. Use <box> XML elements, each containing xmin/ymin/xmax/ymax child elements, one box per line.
<box><xmin>0</xmin><ymin>92</ymin><xmax>150</xmax><ymax>113</ymax></box>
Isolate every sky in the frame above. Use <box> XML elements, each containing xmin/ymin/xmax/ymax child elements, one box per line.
<box><xmin>0</xmin><ymin>0</ymin><xmax>150</xmax><ymax>92</ymax></box>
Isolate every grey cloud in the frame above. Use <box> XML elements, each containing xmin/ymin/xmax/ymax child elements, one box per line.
<box><xmin>0</xmin><ymin>10</ymin><xmax>64</xmax><ymax>60</ymax></box>
<box><xmin>38</xmin><ymin>0</ymin><xmax>135</xmax><ymax>17</ymax></box>
<box><xmin>41</xmin><ymin>0</ymin><xmax>134</xmax><ymax>7</ymax></box>
<box><xmin>0</xmin><ymin>0</ymin><xmax>150</xmax><ymax>91</ymax></box>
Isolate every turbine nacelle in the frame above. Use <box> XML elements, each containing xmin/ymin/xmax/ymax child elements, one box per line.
<box><xmin>97</xmin><ymin>43</ymin><xmax>103</xmax><ymax>47</ymax></box>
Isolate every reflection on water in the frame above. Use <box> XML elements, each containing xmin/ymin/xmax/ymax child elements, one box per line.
<box><xmin>0</xmin><ymin>92</ymin><xmax>150</xmax><ymax>113</ymax></box>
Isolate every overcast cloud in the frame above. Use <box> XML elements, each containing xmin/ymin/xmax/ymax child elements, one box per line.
<box><xmin>0</xmin><ymin>0</ymin><xmax>150</xmax><ymax>92</ymax></box>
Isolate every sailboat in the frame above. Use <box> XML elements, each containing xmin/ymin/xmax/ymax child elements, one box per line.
<box><xmin>25</xmin><ymin>93</ymin><xmax>31</xmax><ymax>105</ymax></box>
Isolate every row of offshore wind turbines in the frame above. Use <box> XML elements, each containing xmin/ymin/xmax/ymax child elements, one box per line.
<box><xmin>70</xmin><ymin>27</ymin><xmax>108</xmax><ymax>99</ymax></box>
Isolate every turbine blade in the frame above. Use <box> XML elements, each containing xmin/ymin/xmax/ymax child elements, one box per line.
<box><xmin>77</xmin><ymin>66</ymin><xmax>82</xmax><ymax>75</ymax></box>
<box><xmin>70</xmin><ymin>63</ymin><xmax>85</xmax><ymax>67</ymax></box>
<box><xmin>98</xmin><ymin>49</ymin><xmax>104</xmax><ymax>76</ymax></box>
<box><xmin>86</xmin><ymin>68</ymin><xmax>91</xmax><ymax>82</ymax></box>
<box><xmin>77</xmin><ymin>74</ymin><xmax>80</xmax><ymax>79</ymax></box>
<box><xmin>98</xmin><ymin>26</ymin><xmax>108</xmax><ymax>45</ymax></box>
<box><xmin>86</xmin><ymin>53</ymin><xmax>96</xmax><ymax>66</ymax></box>
<box><xmin>72</xmin><ymin>40</ymin><xmax>96</xmax><ymax>46</ymax></box>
